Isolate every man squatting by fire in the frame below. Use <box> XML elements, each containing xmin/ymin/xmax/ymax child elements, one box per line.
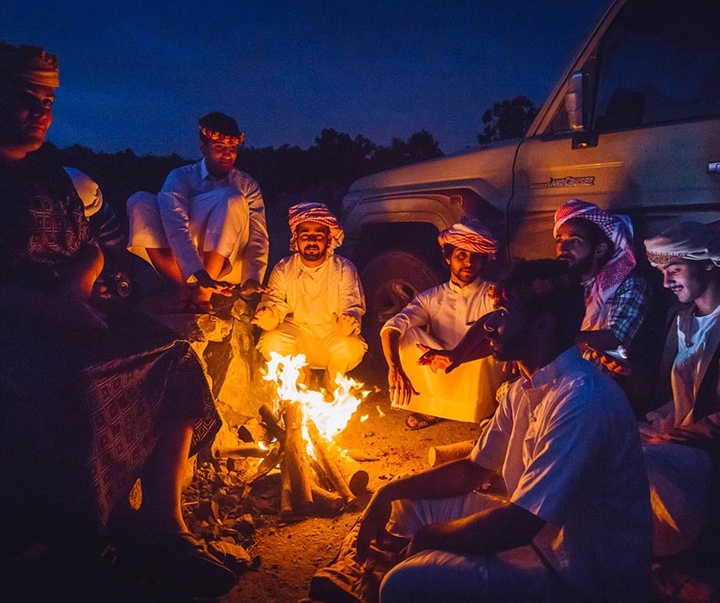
<box><xmin>357</xmin><ymin>260</ymin><xmax>652</xmax><ymax>603</ymax></box>
<box><xmin>0</xmin><ymin>42</ymin><xmax>236</xmax><ymax>598</ymax></box>
<box><xmin>127</xmin><ymin>112</ymin><xmax>269</xmax><ymax>313</ymax></box>
<box><xmin>381</xmin><ymin>218</ymin><xmax>508</xmax><ymax>429</ymax></box>
<box><xmin>253</xmin><ymin>202</ymin><xmax>367</xmax><ymax>396</ymax></box>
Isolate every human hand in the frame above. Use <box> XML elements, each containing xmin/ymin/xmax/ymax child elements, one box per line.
<box><xmin>251</xmin><ymin>305</ymin><xmax>280</xmax><ymax>331</ymax></box>
<box><xmin>192</xmin><ymin>270</ymin><xmax>234</xmax><ymax>296</ymax></box>
<box><xmin>240</xmin><ymin>279</ymin><xmax>270</xmax><ymax>297</ymax></box>
<box><xmin>333</xmin><ymin>312</ymin><xmax>360</xmax><ymax>337</ymax></box>
<box><xmin>416</xmin><ymin>344</ymin><xmax>457</xmax><ymax>372</ymax></box>
<box><xmin>355</xmin><ymin>489</ymin><xmax>394</xmax><ymax>563</ymax></box>
<box><xmin>387</xmin><ymin>362</ymin><xmax>418</xmax><ymax>406</ymax></box>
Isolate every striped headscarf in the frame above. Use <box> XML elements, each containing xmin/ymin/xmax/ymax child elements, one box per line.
<box><xmin>288</xmin><ymin>202</ymin><xmax>344</xmax><ymax>252</ymax></box>
<box><xmin>437</xmin><ymin>218</ymin><xmax>498</xmax><ymax>256</ymax></box>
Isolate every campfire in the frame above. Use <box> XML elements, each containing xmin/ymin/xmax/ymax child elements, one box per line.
<box><xmin>236</xmin><ymin>353</ymin><xmax>371</xmax><ymax>519</ymax></box>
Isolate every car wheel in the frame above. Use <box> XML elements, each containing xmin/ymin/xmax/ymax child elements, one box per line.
<box><xmin>360</xmin><ymin>250</ymin><xmax>442</xmax><ymax>366</ymax></box>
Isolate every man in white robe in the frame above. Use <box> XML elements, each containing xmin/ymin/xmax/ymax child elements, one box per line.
<box><xmin>641</xmin><ymin>222</ymin><xmax>720</xmax><ymax>556</ymax></box>
<box><xmin>253</xmin><ymin>203</ymin><xmax>366</xmax><ymax>395</ymax></box>
<box><xmin>126</xmin><ymin>112</ymin><xmax>268</xmax><ymax>311</ymax></box>
<box><xmin>381</xmin><ymin>220</ymin><xmax>507</xmax><ymax>428</ymax></box>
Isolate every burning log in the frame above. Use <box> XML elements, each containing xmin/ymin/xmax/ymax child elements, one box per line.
<box><xmin>282</xmin><ymin>401</ymin><xmax>314</xmax><ymax>515</ymax></box>
<box><xmin>279</xmin><ymin>453</ymin><xmax>294</xmax><ymax>519</ymax></box>
<box><xmin>306</xmin><ymin>419</ymin><xmax>355</xmax><ymax>504</ymax></box>
<box><xmin>325</xmin><ymin>440</ymin><xmax>369</xmax><ymax>496</ymax></box>
<box><xmin>259</xmin><ymin>403</ymin><xmax>286</xmax><ymax>444</ymax></box>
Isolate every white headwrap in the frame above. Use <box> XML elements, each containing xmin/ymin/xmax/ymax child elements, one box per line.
<box><xmin>644</xmin><ymin>222</ymin><xmax>720</xmax><ymax>268</ymax></box>
<box><xmin>437</xmin><ymin>218</ymin><xmax>498</xmax><ymax>256</ymax></box>
<box><xmin>554</xmin><ymin>199</ymin><xmax>636</xmax><ymax>332</ymax></box>
<box><xmin>288</xmin><ymin>202</ymin><xmax>344</xmax><ymax>252</ymax></box>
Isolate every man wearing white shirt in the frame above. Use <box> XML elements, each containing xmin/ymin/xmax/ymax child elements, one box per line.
<box><xmin>356</xmin><ymin>260</ymin><xmax>652</xmax><ymax>603</ymax></box>
<box><xmin>382</xmin><ymin>219</ymin><xmax>507</xmax><ymax>428</ymax></box>
<box><xmin>126</xmin><ymin>112</ymin><xmax>268</xmax><ymax>311</ymax></box>
<box><xmin>253</xmin><ymin>202</ymin><xmax>366</xmax><ymax>395</ymax></box>
<box><xmin>641</xmin><ymin>222</ymin><xmax>720</xmax><ymax>556</ymax></box>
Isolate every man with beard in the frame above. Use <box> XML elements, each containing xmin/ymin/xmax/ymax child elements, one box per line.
<box><xmin>553</xmin><ymin>199</ymin><xmax>662</xmax><ymax>410</ymax></box>
<box><xmin>253</xmin><ymin>202</ymin><xmax>366</xmax><ymax>395</ymax></box>
<box><xmin>381</xmin><ymin>219</ymin><xmax>508</xmax><ymax>429</ymax></box>
<box><xmin>355</xmin><ymin>260</ymin><xmax>652</xmax><ymax>603</ymax></box>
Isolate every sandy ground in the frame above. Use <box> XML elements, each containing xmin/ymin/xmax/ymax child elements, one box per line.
<box><xmin>221</xmin><ymin>358</ymin><xmax>482</xmax><ymax>603</ymax></box>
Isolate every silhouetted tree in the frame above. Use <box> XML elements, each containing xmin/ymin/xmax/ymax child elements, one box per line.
<box><xmin>477</xmin><ymin>96</ymin><xmax>538</xmax><ymax>143</ymax></box>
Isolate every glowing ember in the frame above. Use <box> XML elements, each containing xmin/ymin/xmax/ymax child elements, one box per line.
<box><xmin>263</xmin><ymin>352</ymin><xmax>369</xmax><ymax>442</ymax></box>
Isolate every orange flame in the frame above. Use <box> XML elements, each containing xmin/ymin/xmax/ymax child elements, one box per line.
<box><xmin>262</xmin><ymin>352</ymin><xmax>369</xmax><ymax>442</ymax></box>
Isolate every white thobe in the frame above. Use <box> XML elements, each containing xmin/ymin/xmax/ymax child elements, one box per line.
<box><xmin>256</xmin><ymin>254</ymin><xmax>367</xmax><ymax>379</ymax></box>
<box><xmin>382</xmin><ymin>277</ymin><xmax>506</xmax><ymax>422</ymax></box>
<box><xmin>126</xmin><ymin>159</ymin><xmax>268</xmax><ymax>285</ymax></box>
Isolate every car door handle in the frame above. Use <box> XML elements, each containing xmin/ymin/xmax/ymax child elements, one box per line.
<box><xmin>708</xmin><ymin>162</ymin><xmax>720</xmax><ymax>173</ymax></box>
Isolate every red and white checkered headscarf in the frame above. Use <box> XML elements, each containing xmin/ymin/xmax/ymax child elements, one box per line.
<box><xmin>437</xmin><ymin>218</ymin><xmax>498</xmax><ymax>256</ymax></box>
<box><xmin>288</xmin><ymin>202</ymin><xmax>344</xmax><ymax>252</ymax></box>
<box><xmin>554</xmin><ymin>199</ymin><xmax>636</xmax><ymax>331</ymax></box>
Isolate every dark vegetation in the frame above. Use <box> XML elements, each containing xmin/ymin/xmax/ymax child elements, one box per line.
<box><xmin>43</xmin><ymin>97</ymin><xmax>538</xmax><ymax>227</ymax></box>
<box><xmin>44</xmin><ymin>128</ymin><xmax>445</xmax><ymax>227</ymax></box>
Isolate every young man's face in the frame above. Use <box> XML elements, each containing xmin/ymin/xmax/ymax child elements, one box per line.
<box><xmin>296</xmin><ymin>221</ymin><xmax>331</xmax><ymax>266</ymax></box>
<box><xmin>658</xmin><ymin>258</ymin><xmax>710</xmax><ymax>304</ymax></box>
<box><xmin>200</xmin><ymin>139</ymin><xmax>238</xmax><ymax>177</ymax></box>
<box><xmin>485</xmin><ymin>294</ymin><xmax>531</xmax><ymax>362</ymax></box>
<box><xmin>446</xmin><ymin>247</ymin><xmax>485</xmax><ymax>286</ymax></box>
<box><xmin>555</xmin><ymin>220</ymin><xmax>600</xmax><ymax>277</ymax></box>
<box><xmin>0</xmin><ymin>83</ymin><xmax>54</xmax><ymax>156</ymax></box>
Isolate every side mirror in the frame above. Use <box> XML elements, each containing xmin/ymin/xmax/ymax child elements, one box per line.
<box><xmin>565</xmin><ymin>71</ymin><xmax>585</xmax><ymax>131</ymax></box>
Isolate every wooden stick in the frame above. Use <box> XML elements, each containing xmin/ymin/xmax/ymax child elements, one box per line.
<box><xmin>214</xmin><ymin>443</ymin><xmax>269</xmax><ymax>459</ymax></box>
<box><xmin>310</xmin><ymin>480</ymin><xmax>344</xmax><ymax>514</ymax></box>
<box><xmin>279</xmin><ymin>452</ymin><xmax>294</xmax><ymax>519</ymax></box>
<box><xmin>427</xmin><ymin>440</ymin><xmax>475</xmax><ymax>467</ymax></box>
<box><xmin>259</xmin><ymin>403</ymin><xmax>286</xmax><ymax>444</ymax></box>
<box><xmin>283</xmin><ymin>402</ymin><xmax>314</xmax><ymax>514</ymax></box>
<box><xmin>306</xmin><ymin>419</ymin><xmax>355</xmax><ymax>503</ymax></box>
<box><xmin>326</xmin><ymin>441</ymin><xmax>369</xmax><ymax>495</ymax></box>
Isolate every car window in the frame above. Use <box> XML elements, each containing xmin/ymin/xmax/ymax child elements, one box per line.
<box><xmin>594</xmin><ymin>0</ymin><xmax>720</xmax><ymax>130</ymax></box>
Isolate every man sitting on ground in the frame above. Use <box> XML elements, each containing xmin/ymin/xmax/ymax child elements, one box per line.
<box><xmin>356</xmin><ymin>260</ymin><xmax>652</xmax><ymax>603</ymax></box>
<box><xmin>642</xmin><ymin>222</ymin><xmax>720</xmax><ymax>556</ymax></box>
<box><xmin>382</xmin><ymin>219</ymin><xmax>507</xmax><ymax>429</ymax></box>
<box><xmin>253</xmin><ymin>202</ymin><xmax>367</xmax><ymax>395</ymax></box>
<box><xmin>127</xmin><ymin>112</ymin><xmax>268</xmax><ymax>312</ymax></box>
<box><xmin>0</xmin><ymin>41</ymin><xmax>233</xmax><ymax>599</ymax></box>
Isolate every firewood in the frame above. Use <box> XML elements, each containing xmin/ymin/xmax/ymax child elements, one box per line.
<box><xmin>259</xmin><ymin>403</ymin><xmax>286</xmax><ymax>444</ymax></box>
<box><xmin>215</xmin><ymin>443</ymin><xmax>269</xmax><ymax>458</ymax></box>
<box><xmin>325</xmin><ymin>440</ymin><xmax>369</xmax><ymax>495</ymax></box>
<box><xmin>279</xmin><ymin>453</ymin><xmax>294</xmax><ymax>519</ymax></box>
<box><xmin>283</xmin><ymin>402</ymin><xmax>314</xmax><ymax>514</ymax></box>
<box><xmin>310</xmin><ymin>481</ymin><xmax>344</xmax><ymax>514</ymax></box>
<box><xmin>427</xmin><ymin>440</ymin><xmax>475</xmax><ymax>467</ymax></box>
<box><xmin>306</xmin><ymin>419</ymin><xmax>355</xmax><ymax>503</ymax></box>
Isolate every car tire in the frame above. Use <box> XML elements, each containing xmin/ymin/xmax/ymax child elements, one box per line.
<box><xmin>360</xmin><ymin>250</ymin><xmax>442</xmax><ymax>366</ymax></box>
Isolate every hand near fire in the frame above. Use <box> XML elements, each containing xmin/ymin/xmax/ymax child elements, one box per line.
<box><xmin>192</xmin><ymin>269</ymin><xmax>234</xmax><ymax>296</ymax></box>
<box><xmin>251</xmin><ymin>304</ymin><xmax>281</xmax><ymax>331</ymax></box>
<box><xmin>387</xmin><ymin>362</ymin><xmax>418</xmax><ymax>406</ymax></box>
<box><xmin>332</xmin><ymin>312</ymin><xmax>360</xmax><ymax>337</ymax></box>
<box><xmin>416</xmin><ymin>344</ymin><xmax>458</xmax><ymax>373</ymax></box>
<box><xmin>240</xmin><ymin>278</ymin><xmax>269</xmax><ymax>297</ymax></box>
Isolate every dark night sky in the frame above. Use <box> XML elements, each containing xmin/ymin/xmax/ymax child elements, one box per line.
<box><xmin>5</xmin><ymin>1</ymin><xmax>610</xmax><ymax>159</ymax></box>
